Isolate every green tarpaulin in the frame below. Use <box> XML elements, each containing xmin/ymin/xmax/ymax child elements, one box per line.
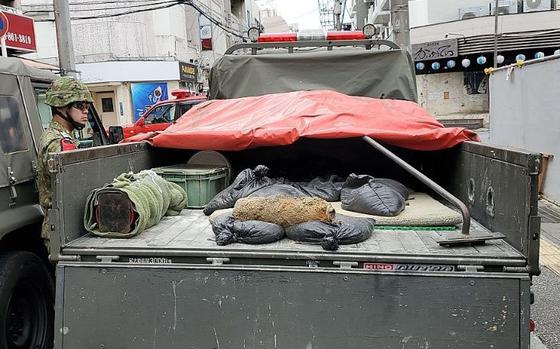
<box><xmin>209</xmin><ymin>49</ymin><xmax>417</xmax><ymax>102</ymax></box>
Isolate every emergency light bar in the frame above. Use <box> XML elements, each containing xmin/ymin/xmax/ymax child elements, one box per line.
<box><xmin>256</xmin><ymin>31</ymin><xmax>366</xmax><ymax>43</ymax></box>
<box><xmin>248</xmin><ymin>26</ymin><xmax>377</xmax><ymax>43</ymax></box>
<box><xmin>170</xmin><ymin>89</ymin><xmax>192</xmax><ymax>99</ymax></box>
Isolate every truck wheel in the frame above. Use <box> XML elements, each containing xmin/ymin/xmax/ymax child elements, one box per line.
<box><xmin>0</xmin><ymin>252</ymin><xmax>54</xmax><ymax>349</ymax></box>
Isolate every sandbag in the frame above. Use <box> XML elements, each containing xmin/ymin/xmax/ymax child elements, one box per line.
<box><xmin>291</xmin><ymin>175</ymin><xmax>345</xmax><ymax>201</ymax></box>
<box><xmin>84</xmin><ymin>170</ymin><xmax>187</xmax><ymax>238</ymax></box>
<box><xmin>341</xmin><ymin>174</ymin><xmax>407</xmax><ymax>216</ymax></box>
<box><xmin>286</xmin><ymin>214</ymin><xmax>375</xmax><ymax>251</ymax></box>
<box><xmin>232</xmin><ymin>196</ymin><xmax>335</xmax><ymax>228</ymax></box>
<box><xmin>248</xmin><ymin>183</ymin><xmax>306</xmax><ymax>198</ymax></box>
<box><xmin>203</xmin><ymin>165</ymin><xmax>275</xmax><ymax>215</ymax></box>
<box><xmin>211</xmin><ymin>214</ymin><xmax>285</xmax><ymax>246</ymax></box>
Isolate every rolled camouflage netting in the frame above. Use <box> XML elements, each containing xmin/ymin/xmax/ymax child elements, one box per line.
<box><xmin>84</xmin><ymin>170</ymin><xmax>187</xmax><ymax>238</ymax></box>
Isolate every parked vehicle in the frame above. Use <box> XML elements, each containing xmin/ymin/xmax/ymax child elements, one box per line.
<box><xmin>121</xmin><ymin>89</ymin><xmax>207</xmax><ymax>140</ymax></box>
<box><xmin>0</xmin><ymin>57</ymin><xmax>109</xmax><ymax>349</ymax></box>
<box><xmin>1</xmin><ymin>33</ymin><xmax>542</xmax><ymax>349</ymax></box>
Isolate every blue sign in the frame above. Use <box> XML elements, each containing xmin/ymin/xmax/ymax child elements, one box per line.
<box><xmin>130</xmin><ymin>82</ymin><xmax>168</xmax><ymax>121</ymax></box>
<box><xmin>0</xmin><ymin>12</ymin><xmax>8</xmax><ymax>38</ymax></box>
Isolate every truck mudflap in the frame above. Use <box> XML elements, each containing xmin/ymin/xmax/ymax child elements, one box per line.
<box><xmin>55</xmin><ymin>262</ymin><xmax>530</xmax><ymax>349</ymax></box>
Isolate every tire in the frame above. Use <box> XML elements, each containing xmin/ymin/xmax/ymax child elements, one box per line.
<box><xmin>0</xmin><ymin>252</ymin><xmax>54</xmax><ymax>349</ymax></box>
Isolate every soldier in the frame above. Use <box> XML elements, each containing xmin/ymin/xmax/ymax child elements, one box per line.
<box><xmin>37</xmin><ymin>76</ymin><xmax>93</xmax><ymax>253</ymax></box>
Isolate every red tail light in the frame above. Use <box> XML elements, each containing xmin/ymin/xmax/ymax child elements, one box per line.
<box><xmin>326</xmin><ymin>31</ymin><xmax>366</xmax><ymax>40</ymax></box>
<box><xmin>257</xmin><ymin>33</ymin><xmax>297</xmax><ymax>42</ymax></box>
<box><xmin>530</xmin><ymin>319</ymin><xmax>535</xmax><ymax>332</ymax></box>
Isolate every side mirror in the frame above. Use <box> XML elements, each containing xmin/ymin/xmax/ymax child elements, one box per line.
<box><xmin>136</xmin><ymin>117</ymin><xmax>145</xmax><ymax>127</ymax></box>
<box><xmin>108</xmin><ymin>126</ymin><xmax>124</xmax><ymax>144</ymax></box>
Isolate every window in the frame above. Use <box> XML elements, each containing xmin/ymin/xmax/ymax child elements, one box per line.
<box><xmin>101</xmin><ymin>97</ymin><xmax>114</xmax><ymax>113</ymax></box>
<box><xmin>33</xmin><ymin>86</ymin><xmax>52</xmax><ymax>130</ymax></box>
<box><xmin>144</xmin><ymin>104</ymin><xmax>175</xmax><ymax>124</ymax></box>
<box><xmin>0</xmin><ymin>96</ymin><xmax>28</xmax><ymax>154</ymax></box>
<box><xmin>177</xmin><ymin>103</ymin><xmax>195</xmax><ymax>119</ymax></box>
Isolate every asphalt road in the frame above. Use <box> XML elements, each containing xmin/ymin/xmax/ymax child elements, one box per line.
<box><xmin>532</xmin><ymin>266</ymin><xmax>560</xmax><ymax>349</ymax></box>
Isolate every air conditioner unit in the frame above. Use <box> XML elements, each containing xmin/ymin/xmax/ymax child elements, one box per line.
<box><xmin>459</xmin><ymin>6</ymin><xmax>490</xmax><ymax>20</ymax></box>
<box><xmin>523</xmin><ymin>0</ymin><xmax>552</xmax><ymax>12</ymax></box>
<box><xmin>491</xmin><ymin>0</ymin><xmax>519</xmax><ymax>14</ymax></box>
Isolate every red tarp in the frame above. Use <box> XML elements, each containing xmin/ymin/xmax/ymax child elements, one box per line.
<box><xmin>149</xmin><ymin>90</ymin><xmax>479</xmax><ymax>151</ymax></box>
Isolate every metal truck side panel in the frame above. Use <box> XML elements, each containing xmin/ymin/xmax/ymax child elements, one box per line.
<box><xmin>50</xmin><ymin>143</ymin><xmax>155</xmax><ymax>253</ymax></box>
<box><xmin>56</xmin><ymin>263</ymin><xmax>529</xmax><ymax>349</ymax></box>
<box><xmin>438</xmin><ymin>142</ymin><xmax>541</xmax><ymax>274</ymax></box>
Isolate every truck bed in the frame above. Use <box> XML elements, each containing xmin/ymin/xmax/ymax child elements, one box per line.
<box><xmin>63</xmin><ymin>209</ymin><xmax>525</xmax><ymax>268</ymax></box>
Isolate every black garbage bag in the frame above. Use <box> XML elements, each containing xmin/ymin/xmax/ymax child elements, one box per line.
<box><xmin>286</xmin><ymin>214</ymin><xmax>375</xmax><ymax>251</ymax></box>
<box><xmin>204</xmin><ymin>165</ymin><xmax>276</xmax><ymax>215</ymax></box>
<box><xmin>211</xmin><ymin>214</ymin><xmax>285</xmax><ymax>246</ymax></box>
<box><xmin>248</xmin><ymin>183</ymin><xmax>307</xmax><ymax>198</ymax></box>
<box><xmin>291</xmin><ymin>175</ymin><xmax>345</xmax><ymax>202</ymax></box>
<box><xmin>341</xmin><ymin>174</ymin><xmax>408</xmax><ymax>216</ymax></box>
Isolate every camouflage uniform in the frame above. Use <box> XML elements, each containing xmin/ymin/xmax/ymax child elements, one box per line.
<box><xmin>39</xmin><ymin>76</ymin><xmax>93</xmax><ymax>252</ymax></box>
<box><xmin>37</xmin><ymin>121</ymin><xmax>78</xmax><ymax>251</ymax></box>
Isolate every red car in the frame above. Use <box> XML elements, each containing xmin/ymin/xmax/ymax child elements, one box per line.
<box><xmin>122</xmin><ymin>89</ymin><xmax>207</xmax><ymax>140</ymax></box>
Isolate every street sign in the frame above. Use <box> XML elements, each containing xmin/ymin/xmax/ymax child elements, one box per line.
<box><xmin>179</xmin><ymin>62</ymin><xmax>197</xmax><ymax>82</ymax></box>
<box><xmin>0</xmin><ymin>11</ymin><xmax>36</xmax><ymax>52</ymax></box>
<box><xmin>0</xmin><ymin>12</ymin><xmax>8</xmax><ymax>38</ymax></box>
<box><xmin>412</xmin><ymin>39</ymin><xmax>458</xmax><ymax>62</ymax></box>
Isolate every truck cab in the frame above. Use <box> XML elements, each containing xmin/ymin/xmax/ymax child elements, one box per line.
<box><xmin>46</xmin><ymin>33</ymin><xmax>541</xmax><ymax>349</ymax></box>
<box><xmin>121</xmin><ymin>89</ymin><xmax>207</xmax><ymax>140</ymax></box>
<box><xmin>0</xmin><ymin>57</ymin><xmax>109</xmax><ymax>349</ymax></box>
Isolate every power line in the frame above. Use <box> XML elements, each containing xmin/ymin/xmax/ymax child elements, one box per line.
<box><xmin>24</xmin><ymin>0</ymin><xmax>178</xmax><ymax>14</ymax></box>
<box><xmin>29</xmin><ymin>0</ymin><xmax>247</xmax><ymax>39</ymax></box>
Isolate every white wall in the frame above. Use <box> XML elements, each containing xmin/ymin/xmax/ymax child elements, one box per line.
<box><xmin>417</xmin><ymin>72</ymin><xmax>489</xmax><ymax>119</ymax></box>
<box><xmin>409</xmin><ymin>0</ymin><xmax>429</xmax><ymax>28</ymax></box>
<box><xmin>409</xmin><ymin>0</ymin><xmax>530</xmax><ymax>27</ymax></box>
<box><xmin>77</xmin><ymin>61</ymin><xmax>180</xmax><ymax>83</ymax></box>
<box><xmin>411</xmin><ymin>9</ymin><xmax>560</xmax><ymax>43</ymax></box>
<box><xmin>21</xmin><ymin>0</ymin><xmax>241</xmax><ymax>64</ymax></box>
<box><xmin>489</xmin><ymin>56</ymin><xmax>560</xmax><ymax>203</ymax></box>
<box><xmin>25</xmin><ymin>21</ymin><xmax>58</xmax><ymax>64</ymax></box>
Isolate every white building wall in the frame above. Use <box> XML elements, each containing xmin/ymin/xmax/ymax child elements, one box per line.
<box><xmin>30</xmin><ymin>21</ymin><xmax>58</xmax><ymax>64</ymax></box>
<box><xmin>411</xmin><ymin>10</ymin><xmax>560</xmax><ymax>43</ymax></box>
<box><xmin>76</xmin><ymin>61</ymin><xmax>180</xmax><ymax>83</ymax></box>
<box><xmin>21</xmin><ymin>0</ymin><xmax>253</xmax><ymax>64</ymax></box>
<box><xmin>489</xmin><ymin>57</ymin><xmax>560</xmax><ymax>203</ymax></box>
<box><xmin>414</xmin><ymin>0</ymin><xmax>495</xmax><ymax>26</ymax></box>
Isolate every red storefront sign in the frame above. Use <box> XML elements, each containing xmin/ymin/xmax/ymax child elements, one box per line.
<box><xmin>0</xmin><ymin>11</ymin><xmax>36</xmax><ymax>52</ymax></box>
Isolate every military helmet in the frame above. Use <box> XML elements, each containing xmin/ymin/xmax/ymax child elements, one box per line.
<box><xmin>45</xmin><ymin>76</ymin><xmax>94</xmax><ymax>107</ymax></box>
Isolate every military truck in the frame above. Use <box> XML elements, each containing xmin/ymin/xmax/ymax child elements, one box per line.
<box><xmin>7</xmin><ymin>36</ymin><xmax>543</xmax><ymax>348</ymax></box>
<box><xmin>0</xmin><ymin>57</ymin><xmax>109</xmax><ymax>349</ymax></box>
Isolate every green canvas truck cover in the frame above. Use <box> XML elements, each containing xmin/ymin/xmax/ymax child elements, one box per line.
<box><xmin>209</xmin><ymin>48</ymin><xmax>418</xmax><ymax>101</ymax></box>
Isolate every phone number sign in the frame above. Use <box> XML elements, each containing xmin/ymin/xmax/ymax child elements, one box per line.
<box><xmin>0</xmin><ymin>11</ymin><xmax>36</xmax><ymax>52</ymax></box>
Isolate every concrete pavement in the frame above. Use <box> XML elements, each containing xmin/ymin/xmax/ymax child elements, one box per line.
<box><xmin>532</xmin><ymin>199</ymin><xmax>560</xmax><ymax>349</ymax></box>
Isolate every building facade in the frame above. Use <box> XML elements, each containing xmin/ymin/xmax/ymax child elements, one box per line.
<box><xmin>21</xmin><ymin>0</ymin><xmax>261</xmax><ymax>126</ymax></box>
<box><xmin>351</xmin><ymin>0</ymin><xmax>560</xmax><ymax>127</ymax></box>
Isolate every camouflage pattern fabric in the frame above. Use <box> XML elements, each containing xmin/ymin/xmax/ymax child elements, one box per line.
<box><xmin>37</xmin><ymin>120</ymin><xmax>78</xmax><ymax>251</ymax></box>
<box><xmin>45</xmin><ymin>76</ymin><xmax>93</xmax><ymax>107</ymax></box>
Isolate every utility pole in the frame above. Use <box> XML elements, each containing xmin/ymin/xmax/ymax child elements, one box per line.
<box><xmin>355</xmin><ymin>0</ymin><xmax>368</xmax><ymax>30</ymax></box>
<box><xmin>391</xmin><ymin>0</ymin><xmax>410</xmax><ymax>52</ymax></box>
<box><xmin>53</xmin><ymin>0</ymin><xmax>76</xmax><ymax>76</ymax></box>
<box><xmin>493</xmin><ymin>0</ymin><xmax>499</xmax><ymax>68</ymax></box>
